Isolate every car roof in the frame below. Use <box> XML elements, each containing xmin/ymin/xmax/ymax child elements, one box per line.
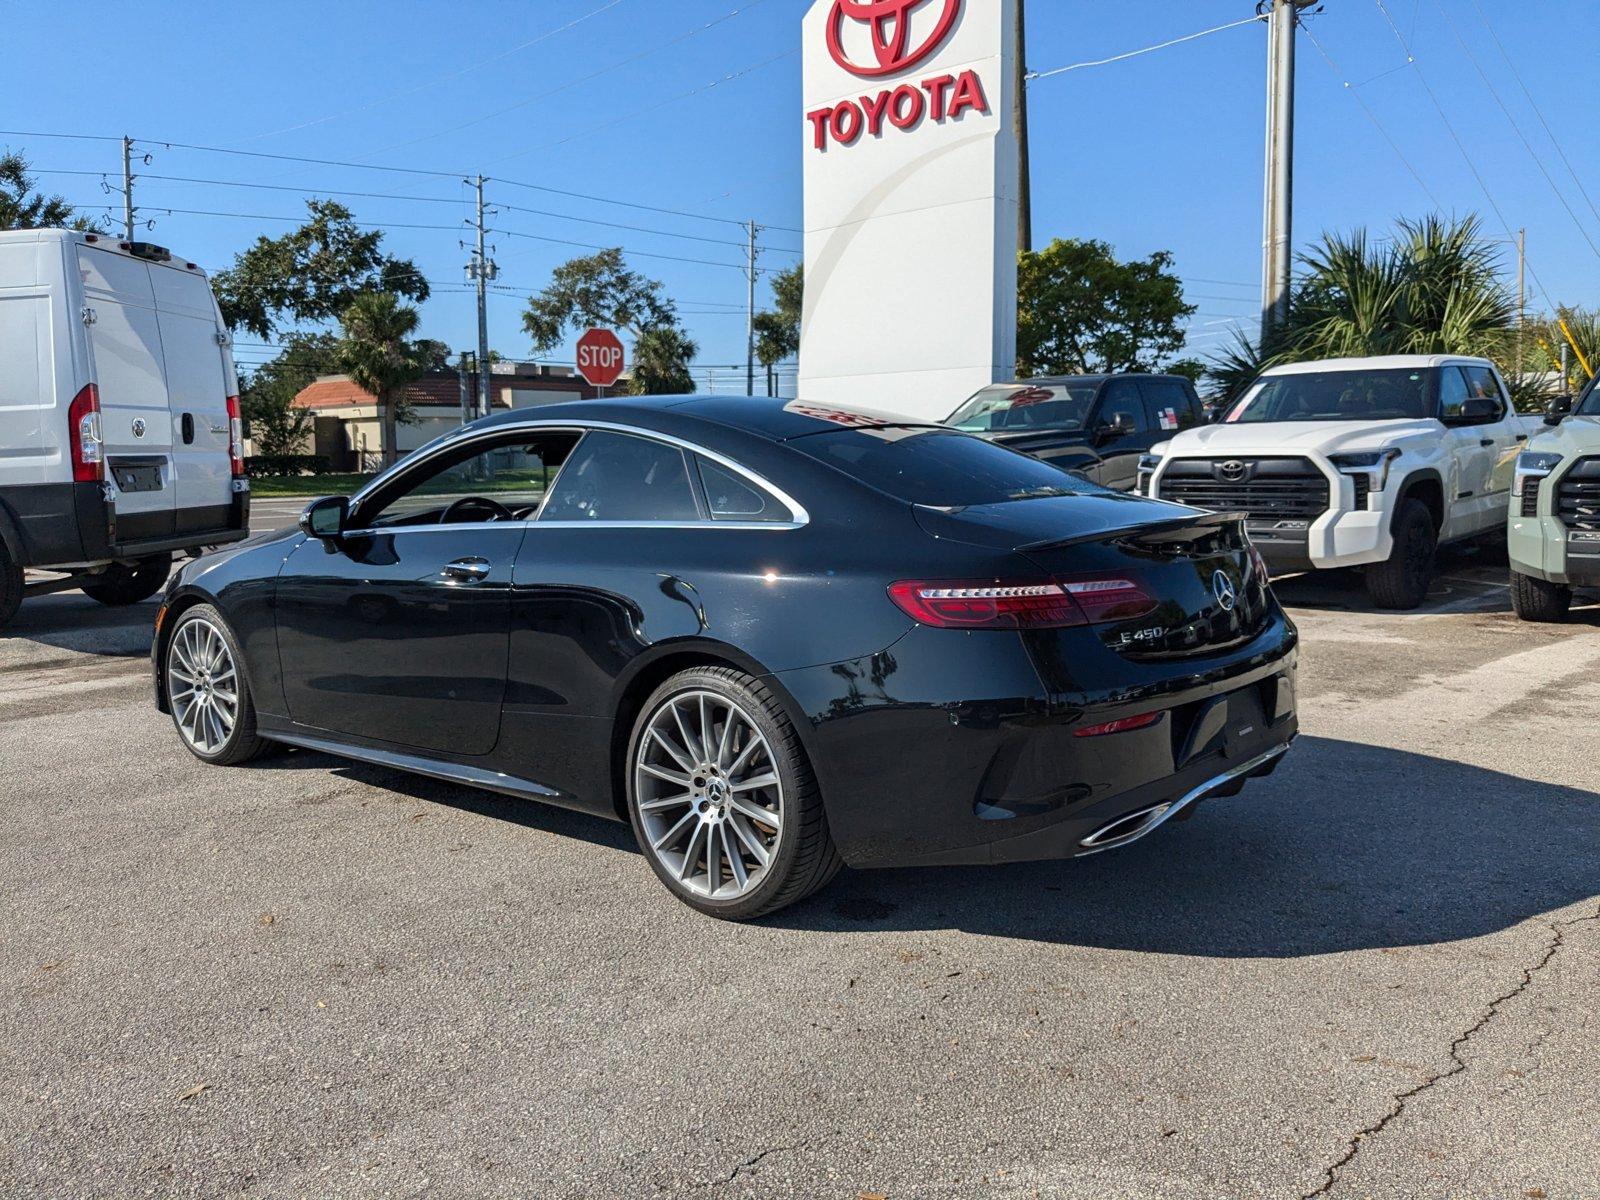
<box><xmin>1261</xmin><ymin>354</ymin><xmax>1494</xmax><ymax>375</ymax></box>
<box><xmin>470</xmin><ymin>394</ymin><xmax>943</xmax><ymax>442</ymax></box>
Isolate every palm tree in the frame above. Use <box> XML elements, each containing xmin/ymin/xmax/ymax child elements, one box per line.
<box><xmin>1209</xmin><ymin>215</ymin><xmax>1535</xmax><ymax>407</ymax></box>
<box><xmin>629</xmin><ymin>326</ymin><xmax>699</xmax><ymax>395</ymax></box>
<box><xmin>336</xmin><ymin>292</ymin><xmax>428</xmax><ymax>466</ymax></box>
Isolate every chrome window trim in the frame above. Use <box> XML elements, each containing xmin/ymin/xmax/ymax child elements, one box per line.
<box><xmin>348</xmin><ymin>419</ymin><xmax>809</xmax><ymax>531</ymax></box>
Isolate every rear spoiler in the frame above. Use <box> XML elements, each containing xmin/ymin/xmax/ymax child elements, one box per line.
<box><xmin>1018</xmin><ymin>509</ymin><xmax>1249</xmax><ymax>553</ymax></box>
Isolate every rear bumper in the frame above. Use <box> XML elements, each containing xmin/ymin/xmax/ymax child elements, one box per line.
<box><xmin>777</xmin><ymin>616</ymin><xmax>1299</xmax><ymax>869</ymax></box>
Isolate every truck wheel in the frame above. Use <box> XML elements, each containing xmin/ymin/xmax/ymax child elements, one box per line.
<box><xmin>0</xmin><ymin>542</ymin><xmax>22</xmax><ymax>629</ymax></box>
<box><xmin>1366</xmin><ymin>499</ymin><xmax>1437</xmax><ymax>610</ymax></box>
<box><xmin>1509</xmin><ymin>569</ymin><xmax>1572</xmax><ymax>622</ymax></box>
<box><xmin>80</xmin><ymin>555</ymin><xmax>172</xmax><ymax>607</ymax></box>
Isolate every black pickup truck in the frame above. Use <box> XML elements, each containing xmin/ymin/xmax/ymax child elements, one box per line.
<box><xmin>944</xmin><ymin>373</ymin><xmax>1207</xmax><ymax>491</ymax></box>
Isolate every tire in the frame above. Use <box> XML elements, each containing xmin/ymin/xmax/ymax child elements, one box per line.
<box><xmin>163</xmin><ymin>603</ymin><xmax>273</xmax><ymax>766</ymax></box>
<box><xmin>0</xmin><ymin>540</ymin><xmax>22</xmax><ymax>630</ymax></box>
<box><xmin>625</xmin><ymin>666</ymin><xmax>843</xmax><ymax>921</ymax></box>
<box><xmin>81</xmin><ymin>555</ymin><xmax>172</xmax><ymax>607</ymax></box>
<box><xmin>1509</xmin><ymin>569</ymin><xmax>1572</xmax><ymax>623</ymax></box>
<box><xmin>1366</xmin><ymin>499</ymin><xmax>1437</xmax><ymax>610</ymax></box>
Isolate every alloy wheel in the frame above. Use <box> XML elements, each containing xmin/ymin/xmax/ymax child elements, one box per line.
<box><xmin>634</xmin><ymin>690</ymin><xmax>783</xmax><ymax>901</ymax></box>
<box><xmin>167</xmin><ymin>618</ymin><xmax>239</xmax><ymax>755</ymax></box>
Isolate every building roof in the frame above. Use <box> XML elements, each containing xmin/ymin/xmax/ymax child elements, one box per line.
<box><xmin>293</xmin><ymin>371</ymin><xmax>596</xmax><ymax>411</ymax></box>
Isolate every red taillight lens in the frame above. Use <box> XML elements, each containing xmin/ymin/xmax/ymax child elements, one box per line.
<box><xmin>225</xmin><ymin>395</ymin><xmax>245</xmax><ymax>476</ymax></box>
<box><xmin>1073</xmin><ymin>711</ymin><xmax>1162</xmax><ymax>737</ymax></box>
<box><xmin>68</xmin><ymin>383</ymin><xmax>103</xmax><ymax>483</ymax></box>
<box><xmin>887</xmin><ymin>576</ymin><xmax>1157</xmax><ymax>630</ymax></box>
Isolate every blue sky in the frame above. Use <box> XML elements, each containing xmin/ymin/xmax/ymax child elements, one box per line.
<box><xmin>5</xmin><ymin>0</ymin><xmax>1598</xmax><ymax>379</ymax></box>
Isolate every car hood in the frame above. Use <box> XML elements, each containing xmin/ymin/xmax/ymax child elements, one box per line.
<box><xmin>1162</xmin><ymin>418</ymin><xmax>1443</xmax><ymax>457</ymax></box>
<box><xmin>1526</xmin><ymin>414</ymin><xmax>1600</xmax><ymax>457</ymax></box>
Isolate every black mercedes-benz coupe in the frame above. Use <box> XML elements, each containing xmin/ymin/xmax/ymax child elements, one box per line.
<box><xmin>153</xmin><ymin>396</ymin><xmax>1298</xmax><ymax>919</ymax></box>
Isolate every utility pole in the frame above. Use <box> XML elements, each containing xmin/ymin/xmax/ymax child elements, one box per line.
<box><xmin>457</xmin><ymin>352</ymin><xmax>474</xmax><ymax>427</ymax></box>
<box><xmin>1014</xmin><ymin>0</ymin><xmax>1031</xmax><ymax>254</ymax></box>
<box><xmin>745</xmin><ymin>220</ymin><xmax>761</xmax><ymax>396</ymax></box>
<box><xmin>1516</xmin><ymin>227</ymin><xmax>1527</xmax><ymax>378</ymax></box>
<box><xmin>467</xmin><ymin>175</ymin><xmax>497</xmax><ymax>420</ymax></box>
<box><xmin>120</xmin><ymin>136</ymin><xmax>135</xmax><ymax>240</ymax></box>
<box><xmin>1260</xmin><ymin>1</ymin><xmax>1308</xmax><ymax>340</ymax></box>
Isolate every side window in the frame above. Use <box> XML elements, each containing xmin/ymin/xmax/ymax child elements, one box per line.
<box><xmin>1096</xmin><ymin>381</ymin><xmax>1150</xmax><ymax>434</ymax></box>
<box><xmin>362</xmin><ymin>434</ymin><xmax>574</xmax><ymax>527</ymax></box>
<box><xmin>540</xmin><ymin>430</ymin><xmax>701</xmax><ymax>523</ymax></box>
<box><xmin>1438</xmin><ymin>367</ymin><xmax>1471</xmax><ymax>420</ymax></box>
<box><xmin>1460</xmin><ymin>365</ymin><xmax>1507</xmax><ymax>416</ymax></box>
<box><xmin>695</xmin><ymin>456</ymin><xmax>789</xmax><ymax>523</ymax></box>
<box><xmin>1141</xmin><ymin>379</ymin><xmax>1200</xmax><ymax>432</ymax></box>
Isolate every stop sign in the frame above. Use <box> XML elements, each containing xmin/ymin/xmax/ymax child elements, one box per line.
<box><xmin>576</xmin><ymin>328</ymin><xmax>626</xmax><ymax>389</ymax></box>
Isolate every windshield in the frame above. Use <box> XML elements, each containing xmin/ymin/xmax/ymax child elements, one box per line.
<box><xmin>1226</xmin><ymin>368</ymin><xmax>1431</xmax><ymax>423</ymax></box>
<box><xmin>947</xmin><ymin>382</ymin><xmax>1099</xmax><ymax>433</ymax></box>
<box><xmin>791</xmin><ymin>426</ymin><xmax>1107</xmax><ymax>506</ymax></box>
<box><xmin>1576</xmin><ymin>376</ymin><xmax>1600</xmax><ymax>416</ymax></box>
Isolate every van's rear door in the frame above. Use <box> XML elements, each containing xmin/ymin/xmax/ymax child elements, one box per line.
<box><xmin>77</xmin><ymin>246</ymin><xmax>176</xmax><ymax>543</ymax></box>
<box><xmin>151</xmin><ymin>264</ymin><xmax>235</xmax><ymax>535</ymax></box>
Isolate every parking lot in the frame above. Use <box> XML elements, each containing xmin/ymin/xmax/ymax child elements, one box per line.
<box><xmin>2</xmin><ymin>520</ymin><xmax>1597</xmax><ymax>1198</ymax></box>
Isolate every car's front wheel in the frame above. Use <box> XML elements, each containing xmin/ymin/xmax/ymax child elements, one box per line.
<box><xmin>1366</xmin><ymin>499</ymin><xmax>1437</xmax><ymax>609</ymax></box>
<box><xmin>1510</xmin><ymin>569</ymin><xmax>1572</xmax><ymax>622</ymax></box>
<box><xmin>164</xmin><ymin>604</ymin><xmax>273</xmax><ymax>765</ymax></box>
<box><xmin>626</xmin><ymin>667</ymin><xmax>842</xmax><ymax>920</ymax></box>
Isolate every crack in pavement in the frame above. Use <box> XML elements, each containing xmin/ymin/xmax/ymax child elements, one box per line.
<box><xmin>719</xmin><ymin>1141</ymin><xmax>807</xmax><ymax>1186</ymax></box>
<box><xmin>1301</xmin><ymin>905</ymin><xmax>1600</xmax><ymax>1198</ymax></box>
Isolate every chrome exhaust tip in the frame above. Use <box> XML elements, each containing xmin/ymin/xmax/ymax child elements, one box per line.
<box><xmin>1078</xmin><ymin>803</ymin><xmax>1173</xmax><ymax>851</ymax></box>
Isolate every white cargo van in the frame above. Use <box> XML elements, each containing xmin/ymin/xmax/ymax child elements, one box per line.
<box><xmin>0</xmin><ymin>228</ymin><xmax>249</xmax><ymax>628</ymax></box>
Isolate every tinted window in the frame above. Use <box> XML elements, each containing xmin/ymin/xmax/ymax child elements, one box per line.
<box><xmin>696</xmin><ymin>456</ymin><xmax>788</xmax><ymax>522</ymax></box>
<box><xmin>1438</xmin><ymin>367</ymin><xmax>1471</xmax><ymax>420</ymax></box>
<box><xmin>792</xmin><ymin>427</ymin><xmax>1102</xmax><ymax>506</ymax></box>
<box><xmin>1459</xmin><ymin>365</ymin><xmax>1506</xmax><ymax>417</ymax></box>
<box><xmin>540</xmin><ymin>430</ymin><xmax>700</xmax><ymax>523</ymax></box>
<box><xmin>1141</xmin><ymin>379</ymin><xmax>1201</xmax><ymax>432</ymax></box>
<box><xmin>361</xmin><ymin>434</ymin><xmax>575</xmax><ymax>527</ymax></box>
<box><xmin>1577</xmin><ymin>376</ymin><xmax>1600</xmax><ymax>416</ymax></box>
<box><xmin>1095</xmin><ymin>381</ymin><xmax>1148</xmax><ymax>434</ymax></box>
<box><xmin>947</xmin><ymin>382</ymin><xmax>1099</xmax><ymax>432</ymax></box>
<box><xmin>1227</xmin><ymin>368</ymin><xmax>1430</xmax><ymax>422</ymax></box>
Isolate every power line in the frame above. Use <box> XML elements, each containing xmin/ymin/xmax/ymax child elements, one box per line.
<box><xmin>1428</xmin><ymin>0</ymin><xmax>1600</xmax><ymax>262</ymax></box>
<box><xmin>496</xmin><ymin>199</ymin><xmax>799</xmax><ymax>254</ymax></box>
<box><xmin>1027</xmin><ymin>13</ymin><xmax>1267</xmax><ymax>81</ymax></box>
<box><xmin>238</xmin><ymin>0</ymin><xmax>630</xmax><ymax>142</ymax></box>
<box><xmin>492</xmin><ymin>225</ymin><xmax>793</xmax><ymax>274</ymax></box>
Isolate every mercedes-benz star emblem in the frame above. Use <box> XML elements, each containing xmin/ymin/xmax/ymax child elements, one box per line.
<box><xmin>1212</xmin><ymin>570</ymin><xmax>1238</xmax><ymax>612</ymax></box>
<box><xmin>1218</xmin><ymin>459</ymin><xmax>1247</xmax><ymax>482</ymax></box>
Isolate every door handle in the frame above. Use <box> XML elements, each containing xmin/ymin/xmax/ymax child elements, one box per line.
<box><xmin>443</xmin><ymin>557</ymin><xmax>491</xmax><ymax>582</ymax></box>
<box><xmin>1479</xmin><ymin>437</ymin><xmax>1495</xmax><ymax>447</ymax></box>
<box><xmin>1515</xmin><ymin>433</ymin><xmax>1528</xmax><ymax>442</ymax></box>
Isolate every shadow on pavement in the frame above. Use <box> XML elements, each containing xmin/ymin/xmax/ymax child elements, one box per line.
<box><xmin>1269</xmin><ymin>542</ymin><xmax>1512</xmax><ymax>616</ymax></box>
<box><xmin>251</xmin><ymin>735</ymin><xmax>1599</xmax><ymax>958</ymax></box>
<box><xmin>1</xmin><ymin>592</ymin><xmax>159</xmax><ymax>658</ymax></box>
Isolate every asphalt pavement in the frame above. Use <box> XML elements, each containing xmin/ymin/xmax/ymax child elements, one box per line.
<box><xmin>1</xmin><ymin>544</ymin><xmax>1596</xmax><ymax>1199</ymax></box>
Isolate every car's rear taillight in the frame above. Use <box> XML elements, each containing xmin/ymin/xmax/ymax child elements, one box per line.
<box><xmin>68</xmin><ymin>383</ymin><xmax>103</xmax><ymax>483</ymax></box>
<box><xmin>225</xmin><ymin>395</ymin><xmax>245</xmax><ymax>477</ymax></box>
<box><xmin>888</xmin><ymin>576</ymin><xmax>1157</xmax><ymax>630</ymax></box>
<box><xmin>1074</xmin><ymin>711</ymin><xmax>1162</xmax><ymax>738</ymax></box>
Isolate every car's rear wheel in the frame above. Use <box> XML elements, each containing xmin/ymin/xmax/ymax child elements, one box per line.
<box><xmin>1509</xmin><ymin>568</ymin><xmax>1572</xmax><ymax>622</ymax></box>
<box><xmin>626</xmin><ymin>667</ymin><xmax>841</xmax><ymax>920</ymax></box>
<box><xmin>81</xmin><ymin>555</ymin><xmax>172</xmax><ymax>607</ymax></box>
<box><xmin>165</xmin><ymin>604</ymin><xmax>273</xmax><ymax>766</ymax></box>
<box><xmin>1366</xmin><ymin>499</ymin><xmax>1437</xmax><ymax>609</ymax></box>
<box><xmin>0</xmin><ymin>541</ymin><xmax>22</xmax><ymax>629</ymax></box>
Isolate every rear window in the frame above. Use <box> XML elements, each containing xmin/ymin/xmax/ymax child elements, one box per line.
<box><xmin>792</xmin><ymin>427</ymin><xmax>1101</xmax><ymax>506</ymax></box>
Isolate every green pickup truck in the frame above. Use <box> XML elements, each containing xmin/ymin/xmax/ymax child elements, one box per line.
<box><xmin>1508</xmin><ymin>379</ymin><xmax>1600</xmax><ymax>620</ymax></box>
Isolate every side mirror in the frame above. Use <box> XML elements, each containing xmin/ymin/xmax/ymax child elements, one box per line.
<box><xmin>299</xmin><ymin>495</ymin><xmax>349</xmax><ymax>540</ymax></box>
<box><xmin>1458</xmin><ymin>397</ymin><xmax>1499</xmax><ymax>424</ymax></box>
<box><xmin>1097</xmin><ymin>413</ymin><xmax>1135</xmax><ymax>441</ymax></box>
<box><xmin>1545</xmin><ymin>393</ymin><xmax>1574</xmax><ymax>426</ymax></box>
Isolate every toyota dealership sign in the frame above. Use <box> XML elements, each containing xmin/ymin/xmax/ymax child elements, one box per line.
<box><xmin>799</xmin><ymin>0</ymin><xmax>1018</xmax><ymax>416</ymax></box>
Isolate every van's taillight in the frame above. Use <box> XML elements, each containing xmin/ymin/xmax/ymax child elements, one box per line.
<box><xmin>68</xmin><ymin>384</ymin><xmax>104</xmax><ymax>483</ymax></box>
<box><xmin>888</xmin><ymin>577</ymin><xmax>1156</xmax><ymax>630</ymax></box>
<box><xmin>225</xmin><ymin>395</ymin><xmax>245</xmax><ymax>476</ymax></box>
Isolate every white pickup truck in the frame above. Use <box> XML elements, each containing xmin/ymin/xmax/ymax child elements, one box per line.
<box><xmin>1140</xmin><ymin>355</ymin><xmax>1539</xmax><ymax>609</ymax></box>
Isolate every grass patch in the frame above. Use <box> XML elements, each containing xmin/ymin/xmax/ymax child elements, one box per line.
<box><xmin>249</xmin><ymin>473</ymin><xmax>374</xmax><ymax>498</ymax></box>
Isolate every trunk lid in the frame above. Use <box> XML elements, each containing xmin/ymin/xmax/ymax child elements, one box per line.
<box><xmin>913</xmin><ymin>496</ymin><xmax>1273</xmax><ymax>659</ymax></box>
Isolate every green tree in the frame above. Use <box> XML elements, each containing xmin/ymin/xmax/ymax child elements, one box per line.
<box><xmin>522</xmin><ymin>247</ymin><xmax>679</xmax><ymax>351</ymax></box>
<box><xmin>335</xmin><ymin>293</ymin><xmax>430</xmax><ymax>467</ymax></box>
<box><xmin>213</xmin><ymin>199</ymin><xmax>429</xmax><ymax>340</ymax></box>
<box><xmin>1017</xmin><ymin>238</ymin><xmax>1196</xmax><ymax>376</ymax></box>
<box><xmin>0</xmin><ymin>150</ymin><xmax>104</xmax><ymax>232</ymax></box>
<box><xmin>630</xmin><ymin>326</ymin><xmax>699</xmax><ymax>396</ymax></box>
<box><xmin>1522</xmin><ymin>307</ymin><xmax>1599</xmax><ymax>395</ymax></box>
<box><xmin>1209</xmin><ymin>216</ymin><xmax>1543</xmax><ymax>408</ymax></box>
<box><xmin>753</xmin><ymin>263</ymin><xmax>803</xmax><ymax>395</ymax></box>
<box><xmin>239</xmin><ymin>331</ymin><xmax>341</xmax><ymax>458</ymax></box>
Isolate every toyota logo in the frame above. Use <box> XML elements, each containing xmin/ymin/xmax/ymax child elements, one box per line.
<box><xmin>1218</xmin><ymin>459</ymin><xmax>1248</xmax><ymax>483</ymax></box>
<box><xmin>826</xmin><ymin>0</ymin><xmax>962</xmax><ymax>77</ymax></box>
<box><xmin>1212</xmin><ymin>570</ymin><xmax>1238</xmax><ymax>612</ymax></box>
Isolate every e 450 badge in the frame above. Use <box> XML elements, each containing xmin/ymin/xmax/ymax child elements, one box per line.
<box><xmin>1111</xmin><ymin>626</ymin><xmax>1168</xmax><ymax>647</ymax></box>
